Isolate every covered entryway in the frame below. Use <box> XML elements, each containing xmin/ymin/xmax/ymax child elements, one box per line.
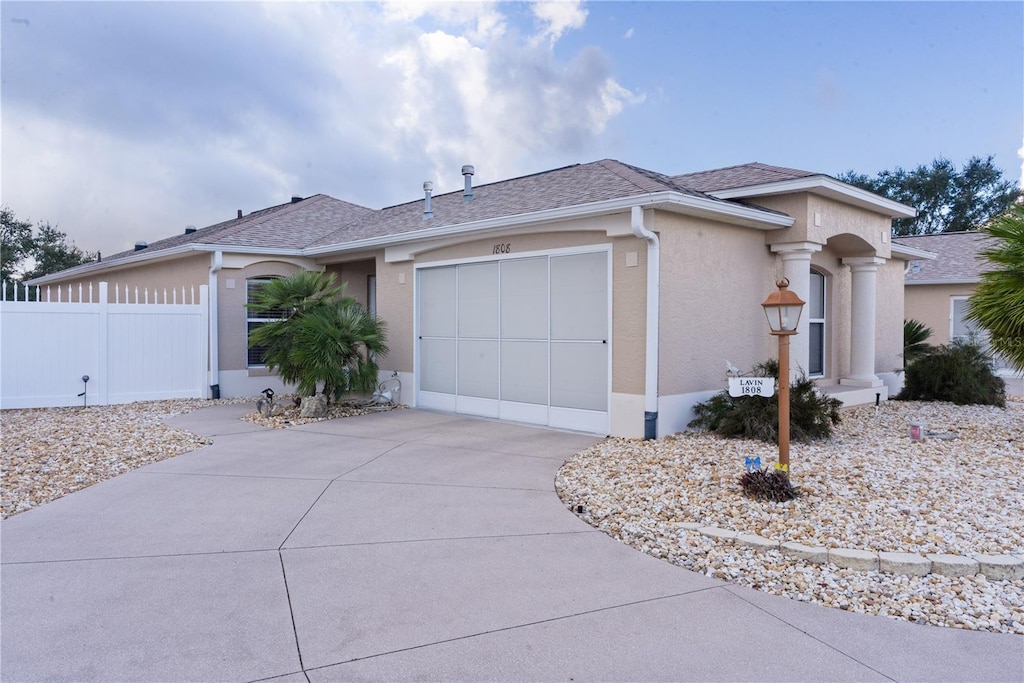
<box><xmin>415</xmin><ymin>247</ymin><xmax>609</xmax><ymax>433</ymax></box>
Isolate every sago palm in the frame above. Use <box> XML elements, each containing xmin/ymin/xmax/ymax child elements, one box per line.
<box><xmin>966</xmin><ymin>204</ymin><xmax>1024</xmax><ymax>372</ymax></box>
<box><xmin>247</xmin><ymin>270</ymin><xmax>388</xmax><ymax>398</ymax></box>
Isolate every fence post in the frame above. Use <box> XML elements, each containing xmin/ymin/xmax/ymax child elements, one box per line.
<box><xmin>98</xmin><ymin>282</ymin><xmax>110</xmax><ymax>405</ymax></box>
<box><xmin>199</xmin><ymin>284</ymin><xmax>210</xmax><ymax>399</ymax></box>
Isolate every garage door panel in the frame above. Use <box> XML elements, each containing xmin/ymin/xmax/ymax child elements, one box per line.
<box><xmin>550</xmin><ymin>252</ymin><xmax>607</xmax><ymax>341</ymax></box>
<box><xmin>550</xmin><ymin>342</ymin><xmax>607</xmax><ymax>411</ymax></box>
<box><xmin>500</xmin><ymin>340</ymin><xmax>547</xmax><ymax>405</ymax></box>
<box><xmin>457</xmin><ymin>340</ymin><xmax>499</xmax><ymax>399</ymax></box>
<box><xmin>458</xmin><ymin>263</ymin><xmax>499</xmax><ymax>338</ymax></box>
<box><xmin>419</xmin><ymin>338</ymin><xmax>456</xmax><ymax>394</ymax></box>
<box><xmin>500</xmin><ymin>258</ymin><xmax>548</xmax><ymax>340</ymax></box>
<box><xmin>419</xmin><ymin>267</ymin><xmax>457</xmax><ymax>337</ymax></box>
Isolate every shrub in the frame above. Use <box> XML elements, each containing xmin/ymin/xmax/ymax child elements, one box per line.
<box><xmin>688</xmin><ymin>359</ymin><xmax>842</xmax><ymax>443</ymax></box>
<box><xmin>739</xmin><ymin>468</ymin><xmax>801</xmax><ymax>502</ymax></box>
<box><xmin>903</xmin><ymin>319</ymin><xmax>934</xmax><ymax>366</ymax></box>
<box><xmin>897</xmin><ymin>341</ymin><xmax>1005</xmax><ymax>407</ymax></box>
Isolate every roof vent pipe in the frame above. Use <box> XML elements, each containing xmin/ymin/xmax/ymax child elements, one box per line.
<box><xmin>462</xmin><ymin>165</ymin><xmax>475</xmax><ymax>201</ymax></box>
<box><xmin>185</xmin><ymin>225</ymin><xmax>197</xmax><ymax>234</ymax></box>
<box><xmin>423</xmin><ymin>181</ymin><xmax>434</xmax><ymax>220</ymax></box>
<box><xmin>237</xmin><ymin>209</ymin><xmax>243</xmax><ymax>219</ymax></box>
<box><xmin>134</xmin><ymin>241</ymin><xmax>148</xmax><ymax>252</ymax></box>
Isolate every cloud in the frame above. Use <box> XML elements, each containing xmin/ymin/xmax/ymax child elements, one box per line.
<box><xmin>1</xmin><ymin>1</ymin><xmax>640</xmax><ymax>255</ymax></box>
<box><xmin>531</xmin><ymin>0</ymin><xmax>587</xmax><ymax>45</ymax></box>
<box><xmin>624</xmin><ymin>27</ymin><xmax>634</xmax><ymax>39</ymax></box>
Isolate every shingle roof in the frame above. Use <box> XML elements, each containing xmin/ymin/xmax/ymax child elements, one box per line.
<box><xmin>671</xmin><ymin>162</ymin><xmax>820</xmax><ymax>193</ymax></box>
<box><xmin>101</xmin><ymin>195</ymin><xmax>373</xmax><ymax>262</ymax></box>
<box><xmin>893</xmin><ymin>232</ymin><xmax>994</xmax><ymax>282</ymax></box>
<box><xmin>306</xmin><ymin>159</ymin><xmax>716</xmax><ymax>248</ymax></box>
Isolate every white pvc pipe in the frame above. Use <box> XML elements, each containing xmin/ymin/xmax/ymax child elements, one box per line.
<box><xmin>631</xmin><ymin>206</ymin><xmax>660</xmax><ymax>439</ymax></box>
<box><xmin>209</xmin><ymin>250</ymin><xmax>222</xmax><ymax>397</ymax></box>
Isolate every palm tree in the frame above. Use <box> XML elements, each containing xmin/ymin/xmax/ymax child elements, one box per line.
<box><xmin>902</xmin><ymin>319</ymin><xmax>934</xmax><ymax>367</ymax></box>
<box><xmin>247</xmin><ymin>271</ymin><xmax>388</xmax><ymax>399</ymax></box>
<box><xmin>966</xmin><ymin>204</ymin><xmax>1024</xmax><ymax>372</ymax></box>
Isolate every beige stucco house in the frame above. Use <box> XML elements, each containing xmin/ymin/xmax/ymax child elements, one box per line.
<box><xmin>895</xmin><ymin>231</ymin><xmax>1022</xmax><ymax>392</ymax></box>
<box><xmin>31</xmin><ymin>159</ymin><xmax>923</xmax><ymax>437</ymax></box>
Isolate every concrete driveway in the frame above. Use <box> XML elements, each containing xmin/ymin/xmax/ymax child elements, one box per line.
<box><xmin>1</xmin><ymin>405</ymin><xmax>1020</xmax><ymax>682</ymax></box>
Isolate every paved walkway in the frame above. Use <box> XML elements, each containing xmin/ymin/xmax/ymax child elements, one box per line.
<box><xmin>2</xmin><ymin>405</ymin><xmax>1021</xmax><ymax>682</ymax></box>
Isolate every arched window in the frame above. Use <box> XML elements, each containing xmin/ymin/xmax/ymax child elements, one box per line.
<box><xmin>246</xmin><ymin>277</ymin><xmax>286</xmax><ymax>367</ymax></box>
<box><xmin>808</xmin><ymin>269</ymin><xmax>826</xmax><ymax>376</ymax></box>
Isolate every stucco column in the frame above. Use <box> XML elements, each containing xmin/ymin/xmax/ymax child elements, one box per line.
<box><xmin>840</xmin><ymin>257</ymin><xmax>885</xmax><ymax>387</ymax></box>
<box><xmin>771</xmin><ymin>242</ymin><xmax>821</xmax><ymax>381</ymax></box>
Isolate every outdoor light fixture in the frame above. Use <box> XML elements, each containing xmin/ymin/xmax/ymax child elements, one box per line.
<box><xmin>78</xmin><ymin>375</ymin><xmax>90</xmax><ymax>407</ymax></box>
<box><xmin>761</xmin><ymin>278</ymin><xmax>806</xmax><ymax>476</ymax></box>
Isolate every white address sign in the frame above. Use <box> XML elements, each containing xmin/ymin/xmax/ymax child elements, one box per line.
<box><xmin>728</xmin><ymin>377</ymin><xmax>775</xmax><ymax>398</ymax></box>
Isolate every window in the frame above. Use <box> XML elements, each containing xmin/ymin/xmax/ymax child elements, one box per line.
<box><xmin>246</xmin><ymin>278</ymin><xmax>287</xmax><ymax>367</ymax></box>
<box><xmin>950</xmin><ymin>296</ymin><xmax>1007</xmax><ymax>369</ymax></box>
<box><xmin>808</xmin><ymin>269</ymin><xmax>825</xmax><ymax>376</ymax></box>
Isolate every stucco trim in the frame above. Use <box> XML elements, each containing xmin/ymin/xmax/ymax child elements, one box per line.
<box><xmin>905</xmin><ymin>278</ymin><xmax>980</xmax><ymax>286</ymax></box>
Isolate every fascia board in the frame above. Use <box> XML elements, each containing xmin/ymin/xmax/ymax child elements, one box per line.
<box><xmin>709</xmin><ymin>177</ymin><xmax>918</xmax><ymax>219</ymax></box>
<box><xmin>26</xmin><ymin>243</ymin><xmax>306</xmax><ymax>285</ymax></box>
<box><xmin>905</xmin><ymin>278</ymin><xmax>980</xmax><ymax>285</ymax></box>
<box><xmin>890</xmin><ymin>244</ymin><xmax>937</xmax><ymax>260</ymax></box>
<box><xmin>304</xmin><ymin>192</ymin><xmax>794</xmax><ymax>257</ymax></box>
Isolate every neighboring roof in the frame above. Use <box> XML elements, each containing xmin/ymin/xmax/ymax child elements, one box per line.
<box><xmin>893</xmin><ymin>231</ymin><xmax>993</xmax><ymax>283</ymax></box>
<box><xmin>671</xmin><ymin>162</ymin><xmax>818</xmax><ymax>193</ymax></box>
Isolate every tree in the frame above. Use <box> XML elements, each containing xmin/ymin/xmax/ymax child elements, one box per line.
<box><xmin>838</xmin><ymin>156</ymin><xmax>1021</xmax><ymax>236</ymax></box>
<box><xmin>247</xmin><ymin>270</ymin><xmax>388</xmax><ymax>399</ymax></box>
<box><xmin>1</xmin><ymin>206</ymin><xmax>94</xmax><ymax>298</ymax></box>
<box><xmin>966</xmin><ymin>204</ymin><xmax>1024</xmax><ymax>373</ymax></box>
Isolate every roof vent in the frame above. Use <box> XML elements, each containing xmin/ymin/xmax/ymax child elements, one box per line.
<box><xmin>184</xmin><ymin>225</ymin><xmax>197</xmax><ymax>235</ymax></box>
<box><xmin>291</xmin><ymin>196</ymin><xmax>303</xmax><ymax>204</ymax></box>
<box><xmin>134</xmin><ymin>241</ymin><xmax>148</xmax><ymax>252</ymax></box>
<box><xmin>423</xmin><ymin>181</ymin><xmax>434</xmax><ymax>220</ymax></box>
<box><xmin>462</xmin><ymin>165</ymin><xmax>475</xmax><ymax>202</ymax></box>
<box><xmin>237</xmin><ymin>209</ymin><xmax>243</xmax><ymax>219</ymax></box>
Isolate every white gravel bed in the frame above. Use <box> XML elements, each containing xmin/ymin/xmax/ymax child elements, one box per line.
<box><xmin>556</xmin><ymin>400</ymin><xmax>1024</xmax><ymax>635</ymax></box>
<box><xmin>1</xmin><ymin>397</ymin><xmax>252</xmax><ymax>519</ymax></box>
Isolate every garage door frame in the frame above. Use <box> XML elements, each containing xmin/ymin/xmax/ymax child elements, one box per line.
<box><xmin>413</xmin><ymin>244</ymin><xmax>612</xmax><ymax>434</ymax></box>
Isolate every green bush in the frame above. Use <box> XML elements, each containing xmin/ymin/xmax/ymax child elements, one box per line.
<box><xmin>897</xmin><ymin>341</ymin><xmax>1005</xmax><ymax>407</ymax></box>
<box><xmin>688</xmin><ymin>359</ymin><xmax>842</xmax><ymax>443</ymax></box>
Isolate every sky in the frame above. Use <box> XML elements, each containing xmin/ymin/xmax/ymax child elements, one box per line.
<box><xmin>2</xmin><ymin>1</ymin><xmax>1022</xmax><ymax>258</ymax></box>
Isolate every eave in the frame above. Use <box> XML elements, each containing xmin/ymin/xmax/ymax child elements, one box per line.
<box><xmin>709</xmin><ymin>176</ymin><xmax>918</xmax><ymax>219</ymax></box>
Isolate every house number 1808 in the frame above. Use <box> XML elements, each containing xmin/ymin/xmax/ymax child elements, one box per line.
<box><xmin>493</xmin><ymin>243</ymin><xmax>511</xmax><ymax>254</ymax></box>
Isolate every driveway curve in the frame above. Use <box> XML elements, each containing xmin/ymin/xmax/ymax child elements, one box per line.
<box><xmin>1</xmin><ymin>405</ymin><xmax>1020</xmax><ymax>682</ymax></box>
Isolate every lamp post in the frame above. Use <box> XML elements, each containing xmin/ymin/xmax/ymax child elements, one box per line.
<box><xmin>761</xmin><ymin>278</ymin><xmax>806</xmax><ymax>477</ymax></box>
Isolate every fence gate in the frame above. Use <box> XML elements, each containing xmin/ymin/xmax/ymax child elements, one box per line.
<box><xmin>0</xmin><ymin>282</ymin><xmax>209</xmax><ymax>409</ymax></box>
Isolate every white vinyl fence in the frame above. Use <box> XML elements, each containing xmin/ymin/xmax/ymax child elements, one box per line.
<box><xmin>1</xmin><ymin>282</ymin><xmax>209</xmax><ymax>409</ymax></box>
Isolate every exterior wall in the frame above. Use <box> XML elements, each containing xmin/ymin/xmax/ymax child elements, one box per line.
<box><xmin>876</xmin><ymin>259</ymin><xmax>906</xmax><ymax>374</ymax></box>
<box><xmin>811</xmin><ymin>246</ymin><xmax>851</xmax><ymax>380</ymax></box>
<box><xmin>30</xmin><ymin>254</ymin><xmax>211</xmax><ymax>302</ymax></box>
<box><xmin>654</xmin><ymin>211</ymin><xmax>778</xmax><ymax>397</ymax></box>
<box><xmin>904</xmin><ymin>283</ymin><xmax>977</xmax><ymax>346</ymax></box>
<box><xmin>323</xmin><ymin>257</ymin><xmax>377</xmax><ymax>310</ymax></box>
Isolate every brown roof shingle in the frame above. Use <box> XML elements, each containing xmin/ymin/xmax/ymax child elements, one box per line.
<box><xmin>893</xmin><ymin>232</ymin><xmax>993</xmax><ymax>282</ymax></box>
<box><xmin>671</xmin><ymin>162</ymin><xmax>819</xmax><ymax>193</ymax></box>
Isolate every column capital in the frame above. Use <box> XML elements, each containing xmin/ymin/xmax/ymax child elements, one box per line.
<box><xmin>770</xmin><ymin>242</ymin><xmax>823</xmax><ymax>257</ymax></box>
<box><xmin>842</xmin><ymin>256</ymin><xmax>885</xmax><ymax>270</ymax></box>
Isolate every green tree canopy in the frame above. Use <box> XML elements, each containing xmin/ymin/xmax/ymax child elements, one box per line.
<box><xmin>966</xmin><ymin>204</ymin><xmax>1024</xmax><ymax>373</ymax></box>
<box><xmin>838</xmin><ymin>156</ymin><xmax>1021</xmax><ymax>236</ymax></box>
<box><xmin>1</xmin><ymin>207</ymin><xmax>95</xmax><ymax>297</ymax></box>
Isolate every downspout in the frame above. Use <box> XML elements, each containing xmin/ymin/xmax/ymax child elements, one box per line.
<box><xmin>631</xmin><ymin>206</ymin><xmax>660</xmax><ymax>440</ymax></box>
<box><xmin>209</xmin><ymin>250</ymin><xmax>222</xmax><ymax>399</ymax></box>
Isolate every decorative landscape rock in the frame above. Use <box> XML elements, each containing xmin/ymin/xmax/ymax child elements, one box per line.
<box><xmin>256</xmin><ymin>398</ymin><xmax>288</xmax><ymax>418</ymax></box>
<box><xmin>299</xmin><ymin>394</ymin><xmax>329</xmax><ymax>418</ymax></box>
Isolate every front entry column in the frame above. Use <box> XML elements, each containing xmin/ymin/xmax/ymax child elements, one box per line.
<box><xmin>771</xmin><ymin>242</ymin><xmax>821</xmax><ymax>380</ymax></box>
<box><xmin>841</xmin><ymin>256</ymin><xmax>885</xmax><ymax>387</ymax></box>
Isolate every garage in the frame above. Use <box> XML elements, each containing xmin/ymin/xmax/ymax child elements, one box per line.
<box><xmin>415</xmin><ymin>247</ymin><xmax>610</xmax><ymax>434</ymax></box>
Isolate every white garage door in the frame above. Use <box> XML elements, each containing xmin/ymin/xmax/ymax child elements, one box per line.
<box><xmin>416</xmin><ymin>249</ymin><xmax>609</xmax><ymax>434</ymax></box>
